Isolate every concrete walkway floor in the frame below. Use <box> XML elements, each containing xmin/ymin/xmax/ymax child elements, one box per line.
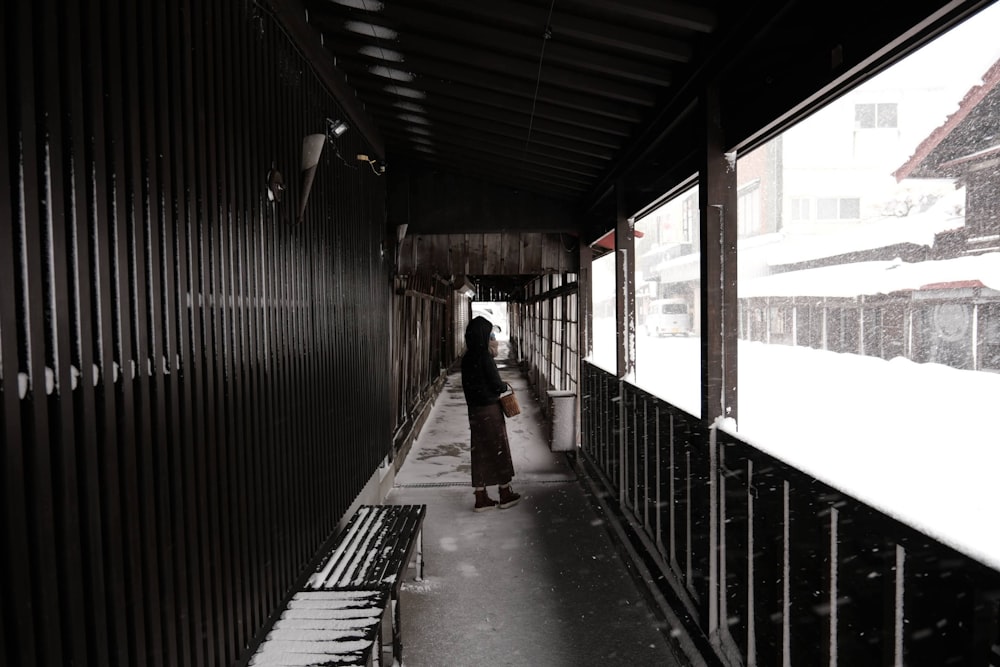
<box><xmin>387</xmin><ymin>355</ymin><xmax>693</xmax><ymax>667</ymax></box>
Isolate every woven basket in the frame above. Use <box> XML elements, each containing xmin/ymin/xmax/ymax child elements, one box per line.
<box><xmin>499</xmin><ymin>390</ymin><xmax>520</xmax><ymax>417</ymax></box>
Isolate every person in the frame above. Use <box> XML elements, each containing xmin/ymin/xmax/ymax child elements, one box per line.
<box><xmin>460</xmin><ymin>316</ymin><xmax>521</xmax><ymax>512</ymax></box>
<box><xmin>488</xmin><ymin>328</ymin><xmax>499</xmax><ymax>358</ymax></box>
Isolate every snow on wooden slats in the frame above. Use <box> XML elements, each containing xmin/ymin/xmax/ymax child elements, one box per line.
<box><xmin>248</xmin><ymin>590</ymin><xmax>386</xmax><ymax>666</ymax></box>
<box><xmin>307</xmin><ymin>505</ymin><xmax>424</xmax><ymax>590</ymax></box>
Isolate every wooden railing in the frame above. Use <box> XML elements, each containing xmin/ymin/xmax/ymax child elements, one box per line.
<box><xmin>582</xmin><ymin>361</ymin><xmax>1000</xmax><ymax>666</ymax></box>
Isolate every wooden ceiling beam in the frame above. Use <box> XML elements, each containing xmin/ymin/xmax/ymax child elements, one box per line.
<box><xmin>317</xmin><ymin>32</ymin><xmax>652</xmax><ymax>120</ymax></box>
<box><xmin>366</xmin><ymin>105</ymin><xmax>618</xmax><ymax>160</ymax></box>
<box><xmin>358</xmin><ymin>88</ymin><xmax>624</xmax><ymax>149</ymax></box>
<box><xmin>312</xmin><ymin>17</ymin><xmax>661</xmax><ymax>105</ymax></box>
<box><xmin>379</xmin><ymin>127</ymin><xmax>604</xmax><ymax>179</ymax></box>
<box><xmin>396</xmin><ymin>145</ymin><xmax>592</xmax><ymax>193</ymax></box>
<box><xmin>351</xmin><ymin>75</ymin><xmax>639</xmax><ymax>134</ymax></box>
<box><xmin>569</xmin><ymin>0</ymin><xmax>716</xmax><ymax>33</ymax></box>
<box><xmin>377</xmin><ymin>0</ymin><xmax>693</xmax><ymax>62</ymax></box>
<box><xmin>376</xmin><ymin>119</ymin><xmax>611</xmax><ymax>170</ymax></box>
<box><xmin>369</xmin><ymin>4</ymin><xmax>674</xmax><ymax>86</ymax></box>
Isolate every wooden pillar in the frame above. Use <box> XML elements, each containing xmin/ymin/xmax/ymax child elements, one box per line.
<box><xmin>615</xmin><ymin>180</ymin><xmax>636</xmax><ymax>380</ymax></box>
<box><xmin>579</xmin><ymin>241</ymin><xmax>593</xmax><ymax>361</ymax></box>
<box><xmin>699</xmin><ymin>83</ymin><xmax>738</xmax><ymax>423</ymax></box>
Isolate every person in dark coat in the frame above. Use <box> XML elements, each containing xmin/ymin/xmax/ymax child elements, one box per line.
<box><xmin>461</xmin><ymin>316</ymin><xmax>521</xmax><ymax>512</ymax></box>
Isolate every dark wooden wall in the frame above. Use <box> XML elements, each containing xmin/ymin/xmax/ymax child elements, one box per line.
<box><xmin>2</xmin><ymin>2</ymin><xmax>391</xmax><ymax>665</ymax></box>
<box><xmin>387</xmin><ymin>164</ymin><xmax>577</xmax><ymax>235</ymax></box>
<box><xmin>398</xmin><ymin>232</ymin><xmax>579</xmax><ymax>278</ymax></box>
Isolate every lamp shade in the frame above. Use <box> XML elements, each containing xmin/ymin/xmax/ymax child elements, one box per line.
<box><xmin>301</xmin><ymin>133</ymin><xmax>326</xmax><ymax>170</ymax></box>
<box><xmin>298</xmin><ymin>133</ymin><xmax>328</xmax><ymax>223</ymax></box>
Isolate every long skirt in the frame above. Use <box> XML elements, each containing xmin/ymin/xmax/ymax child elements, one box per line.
<box><xmin>468</xmin><ymin>401</ymin><xmax>515</xmax><ymax>488</ymax></box>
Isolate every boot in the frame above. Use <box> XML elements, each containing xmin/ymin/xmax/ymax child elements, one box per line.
<box><xmin>473</xmin><ymin>489</ymin><xmax>499</xmax><ymax>512</ymax></box>
<box><xmin>498</xmin><ymin>484</ymin><xmax>521</xmax><ymax>509</ymax></box>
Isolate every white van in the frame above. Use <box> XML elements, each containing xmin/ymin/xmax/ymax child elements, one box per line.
<box><xmin>645</xmin><ymin>298</ymin><xmax>691</xmax><ymax>337</ymax></box>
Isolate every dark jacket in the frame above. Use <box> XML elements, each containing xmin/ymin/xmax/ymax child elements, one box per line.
<box><xmin>461</xmin><ymin>316</ymin><xmax>507</xmax><ymax>407</ymax></box>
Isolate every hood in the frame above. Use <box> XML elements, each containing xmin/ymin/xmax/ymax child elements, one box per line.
<box><xmin>465</xmin><ymin>316</ymin><xmax>493</xmax><ymax>351</ymax></box>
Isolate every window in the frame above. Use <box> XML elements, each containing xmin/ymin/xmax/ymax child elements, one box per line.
<box><xmin>681</xmin><ymin>194</ymin><xmax>696</xmax><ymax>243</ymax></box>
<box><xmin>632</xmin><ymin>186</ymin><xmax>701</xmax><ymax>417</ymax></box>
<box><xmin>589</xmin><ymin>253</ymin><xmax>617</xmax><ymax>373</ymax></box>
<box><xmin>738</xmin><ymin>182</ymin><xmax>761</xmax><ymax>237</ymax></box>
<box><xmin>735</xmin><ymin>2</ymin><xmax>1000</xmax><ymax>573</ymax></box>
<box><xmin>816</xmin><ymin>197</ymin><xmax>861</xmax><ymax>220</ymax></box>
<box><xmin>660</xmin><ymin>303</ymin><xmax>688</xmax><ymax>315</ymax></box>
<box><xmin>854</xmin><ymin>102</ymin><xmax>898</xmax><ymax>129</ymax></box>
<box><xmin>790</xmin><ymin>197</ymin><xmax>811</xmax><ymax>221</ymax></box>
<box><xmin>769</xmin><ymin>306</ymin><xmax>788</xmax><ymax>335</ymax></box>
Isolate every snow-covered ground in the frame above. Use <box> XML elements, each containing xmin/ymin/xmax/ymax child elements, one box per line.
<box><xmin>590</xmin><ymin>332</ymin><xmax>1000</xmax><ymax>571</ymax></box>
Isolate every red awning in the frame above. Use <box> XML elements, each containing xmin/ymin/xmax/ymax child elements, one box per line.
<box><xmin>592</xmin><ymin>229</ymin><xmax>645</xmax><ymax>250</ymax></box>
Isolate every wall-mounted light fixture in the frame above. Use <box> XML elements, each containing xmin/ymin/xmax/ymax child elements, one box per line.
<box><xmin>297</xmin><ymin>118</ymin><xmax>350</xmax><ymax>223</ymax></box>
<box><xmin>327</xmin><ymin>118</ymin><xmax>349</xmax><ymax>138</ymax></box>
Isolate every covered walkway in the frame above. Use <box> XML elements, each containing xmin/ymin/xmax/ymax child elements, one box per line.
<box><xmin>386</xmin><ymin>347</ymin><xmax>698</xmax><ymax>666</ymax></box>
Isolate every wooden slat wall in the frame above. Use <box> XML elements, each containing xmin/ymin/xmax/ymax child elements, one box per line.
<box><xmin>398</xmin><ymin>232</ymin><xmax>579</xmax><ymax>276</ymax></box>
<box><xmin>1</xmin><ymin>2</ymin><xmax>391</xmax><ymax>665</ymax></box>
<box><xmin>390</xmin><ymin>275</ymin><xmax>459</xmax><ymax>440</ymax></box>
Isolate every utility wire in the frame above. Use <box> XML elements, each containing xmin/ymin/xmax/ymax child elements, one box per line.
<box><xmin>522</xmin><ymin>0</ymin><xmax>558</xmax><ymax>164</ymax></box>
<box><xmin>361</xmin><ymin>0</ymin><xmax>396</xmax><ymax>79</ymax></box>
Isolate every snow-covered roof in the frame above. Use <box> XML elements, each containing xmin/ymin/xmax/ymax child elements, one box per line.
<box><xmin>766</xmin><ymin>189</ymin><xmax>965</xmax><ymax>267</ymax></box>
<box><xmin>894</xmin><ymin>57</ymin><xmax>1000</xmax><ymax>180</ymax></box>
<box><xmin>740</xmin><ymin>251</ymin><xmax>1000</xmax><ymax>298</ymax></box>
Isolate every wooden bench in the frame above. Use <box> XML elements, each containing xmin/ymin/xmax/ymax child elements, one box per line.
<box><xmin>248</xmin><ymin>589</ymin><xmax>388</xmax><ymax>667</ymax></box>
<box><xmin>305</xmin><ymin>504</ymin><xmax>426</xmax><ymax>664</ymax></box>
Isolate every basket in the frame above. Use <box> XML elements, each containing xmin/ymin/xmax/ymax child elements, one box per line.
<box><xmin>499</xmin><ymin>389</ymin><xmax>521</xmax><ymax>417</ymax></box>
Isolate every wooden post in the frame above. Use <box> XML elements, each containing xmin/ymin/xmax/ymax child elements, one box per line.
<box><xmin>579</xmin><ymin>238</ymin><xmax>593</xmax><ymax>361</ymax></box>
<box><xmin>615</xmin><ymin>180</ymin><xmax>636</xmax><ymax>381</ymax></box>
<box><xmin>699</xmin><ymin>84</ymin><xmax>738</xmax><ymax>423</ymax></box>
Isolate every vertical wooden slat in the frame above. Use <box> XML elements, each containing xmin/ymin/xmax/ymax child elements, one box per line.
<box><xmin>271</xmin><ymin>14</ymin><xmax>291</xmax><ymax>607</ymax></box>
<box><xmin>61</xmin><ymin>0</ymin><xmax>112</xmax><ymax>661</ymax></box>
<box><xmin>752</xmin><ymin>460</ymin><xmax>785</xmax><ymax>666</ymax></box>
<box><xmin>205</xmin><ymin>2</ymin><xmax>235</xmax><ymax>660</ymax></box>
<box><xmin>273</xmin><ymin>26</ymin><xmax>292</xmax><ymax>599</ymax></box>
<box><xmin>221</xmin><ymin>0</ymin><xmax>251</xmax><ymax>649</ymax></box>
<box><xmin>261</xmin><ymin>18</ymin><xmax>279</xmax><ymax>619</ymax></box>
<box><xmin>292</xmin><ymin>90</ymin><xmax>308</xmax><ymax>573</ymax></box>
<box><xmin>1</xmin><ymin>6</ymin><xmax>39</xmax><ymax>663</ymax></box>
<box><xmin>120</xmin><ymin>0</ymin><xmax>165</xmax><ymax>661</ymax></box>
<box><xmin>80</xmin><ymin>0</ymin><xmax>132</xmax><ymax>660</ymax></box>
<box><xmin>192</xmin><ymin>1</ymin><xmax>224</xmax><ymax>660</ymax></box>
<box><xmin>246</xmin><ymin>8</ymin><xmax>270</xmax><ymax>632</ymax></box>
<box><xmin>102</xmin><ymin>0</ymin><xmax>150</xmax><ymax>659</ymax></box>
<box><xmin>174</xmin><ymin>1</ymin><xmax>209</xmax><ymax>663</ymax></box>
<box><xmin>13</xmin><ymin>0</ymin><xmax>66</xmax><ymax>662</ymax></box>
<box><xmin>141</xmin><ymin>0</ymin><xmax>180</xmax><ymax>661</ymax></box>
<box><xmin>37</xmin><ymin>0</ymin><xmax>94</xmax><ymax>661</ymax></box>
<box><xmin>162</xmin><ymin>2</ymin><xmax>198</xmax><ymax>663</ymax></box>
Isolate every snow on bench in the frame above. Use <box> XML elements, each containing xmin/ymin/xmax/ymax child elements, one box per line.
<box><xmin>249</xmin><ymin>590</ymin><xmax>388</xmax><ymax>667</ymax></box>
<box><xmin>306</xmin><ymin>504</ymin><xmax>426</xmax><ymax>663</ymax></box>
